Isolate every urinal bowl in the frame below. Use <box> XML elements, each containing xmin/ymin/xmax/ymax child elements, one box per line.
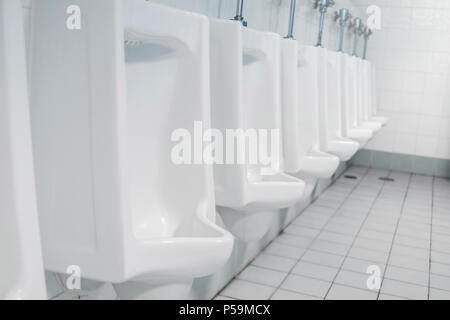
<box><xmin>327</xmin><ymin>138</ymin><xmax>360</xmax><ymax>161</ymax></box>
<box><xmin>346</xmin><ymin>127</ymin><xmax>373</xmax><ymax>148</ymax></box>
<box><xmin>371</xmin><ymin>116</ymin><xmax>389</xmax><ymax>126</ymax></box>
<box><xmin>210</xmin><ymin>21</ymin><xmax>306</xmax><ymax>242</ymax></box>
<box><xmin>320</xmin><ymin>50</ymin><xmax>360</xmax><ymax>161</ymax></box>
<box><xmin>217</xmin><ymin>171</ymin><xmax>305</xmax><ymax>241</ymax></box>
<box><xmin>112</xmin><ymin>222</ymin><xmax>233</xmax><ymax>300</ymax></box>
<box><xmin>359</xmin><ymin>120</ymin><xmax>382</xmax><ymax>132</ymax></box>
<box><xmin>30</xmin><ymin>0</ymin><xmax>233</xmax><ymax>300</ymax></box>
<box><xmin>297</xmin><ymin>150</ymin><xmax>340</xmax><ymax>179</ymax></box>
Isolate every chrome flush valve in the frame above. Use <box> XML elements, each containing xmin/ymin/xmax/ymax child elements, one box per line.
<box><xmin>314</xmin><ymin>0</ymin><xmax>336</xmax><ymax>12</ymax></box>
<box><xmin>233</xmin><ymin>0</ymin><xmax>247</xmax><ymax>27</ymax></box>
<box><xmin>335</xmin><ymin>8</ymin><xmax>352</xmax><ymax>26</ymax></box>
<box><xmin>349</xmin><ymin>17</ymin><xmax>363</xmax><ymax>56</ymax></box>
<box><xmin>314</xmin><ymin>0</ymin><xmax>336</xmax><ymax>47</ymax></box>
<box><xmin>335</xmin><ymin>8</ymin><xmax>352</xmax><ymax>52</ymax></box>
<box><xmin>363</xmin><ymin>26</ymin><xmax>373</xmax><ymax>40</ymax></box>
<box><xmin>349</xmin><ymin>17</ymin><xmax>363</xmax><ymax>34</ymax></box>
<box><xmin>362</xmin><ymin>26</ymin><xmax>373</xmax><ymax>60</ymax></box>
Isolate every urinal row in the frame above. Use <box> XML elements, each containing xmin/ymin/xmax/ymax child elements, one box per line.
<box><xmin>1</xmin><ymin>0</ymin><xmax>386</xmax><ymax>300</ymax></box>
<box><xmin>30</xmin><ymin>0</ymin><xmax>234</xmax><ymax>300</ymax></box>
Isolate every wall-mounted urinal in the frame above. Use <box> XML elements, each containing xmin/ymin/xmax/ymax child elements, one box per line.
<box><xmin>318</xmin><ymin>48</ymin><xmax>359</xmax><ymax>161</ymax></box>
<box><xmin>368</xmin><ymin>62</ymin><xmax>389</xmax><ymax>126</ymax></box>
<box><xmin>0</xmin><ymin>0</ymin><xmax>46</xmax><ymax>299</ymax></box>
<box><xmin>30</xmin><ymin>0</ymin><xmax>233</xmax><ymax>300</ymax></box>
<box><xmin>355</xmin><ymin>58</ymin><xmax>382</xmax><ymax>132</ymax></box>
<box><xmin>341</xmin><ymin>54</ymin><xmax>374</xmax><ymax>147</ymax></box>
<box><xmin>281</xmin><ymin>42</ymin><xmax>340</xmax><ymax>181</ymax></box>
<box><xmin>209</xmin><ymin>19</ymin><xmax>305</xmax><ymax>242</ymax></box>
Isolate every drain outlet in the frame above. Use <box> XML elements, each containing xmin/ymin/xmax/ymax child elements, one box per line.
<box><xmin>379</xmin><ymin>177</ymin><xmax>395</xmax><ymax>182</ymax></box>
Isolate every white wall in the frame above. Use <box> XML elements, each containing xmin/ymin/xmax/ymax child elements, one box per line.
<box><xmin>353</xmin><ymin>0</ymin><xmax>450</xmax><ymax>160</ymax></box>
<box><xmin>149</xmin><ymin>0</ymin><xmax>362</xmax><ymax>54</ymax></box>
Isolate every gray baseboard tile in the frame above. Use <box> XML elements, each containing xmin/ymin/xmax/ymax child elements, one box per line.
<box><xmin>349</xmin><ymin>150</ymin><xmax>450</xmax><ymax>179</ymax></box>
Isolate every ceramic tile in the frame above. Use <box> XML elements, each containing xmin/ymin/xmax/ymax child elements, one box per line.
<box><xmin>326</xmin><ymin>284</ymin><xmax>378</xmax><ymax>300</ymax></box>
<box><xmin>280</xmin><ymin>275</ymin><xmax>331</xmax><ymax>299</ymax></box>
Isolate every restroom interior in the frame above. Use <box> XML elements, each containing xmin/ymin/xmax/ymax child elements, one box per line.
<box><xmin>2</xmin><ymin>0</ymin><xmax>450</xmax><ymax>300</ymax></box>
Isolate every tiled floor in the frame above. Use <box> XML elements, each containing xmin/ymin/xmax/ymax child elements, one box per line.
<box><xmin>216</xmin><ymin>166</ymin><xmax>450</xmax><ymax>300</ymax></box>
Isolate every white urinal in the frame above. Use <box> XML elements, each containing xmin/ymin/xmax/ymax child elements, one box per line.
<box><xmin>282</xmin><ymin>43</ymin><xmax>340</xmax><ymax>179</ymax></box>
<box><xmin>0</xmin><ymin>0</ymin><xmax>46</xmax><ymax>299</ymax></box>
<box><xmin>30</xmin><ymin>0</ymin><xmax>233</xmax><ymax>300</ymax></box>
<box><xmin>341</xmin><ymin>54</ymin><xmax>374</xmax><ymax>147</ymax></box>
<box><xmin>356</xmin><ymin>58</ymin><xmax>382</xmax><ymax>132</ymax></box>
<box><xmin>318</xmin><ymin>48</ymin><xmax>359</xmax><ymax>161</ymax></box>
<box><xmin>368</xmin><ymin>62</ymin><xmax>389</xmax><ymax>125</ymax></box>
<box><xmin>210</xmin><ymin>20</ymin><xmax>305</xmax><ymax>242</ymax></box>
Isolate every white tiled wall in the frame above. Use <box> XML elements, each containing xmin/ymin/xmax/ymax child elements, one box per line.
<box><xmin>149</xmin><ymin>0</ymin><xmax>362</xmax><ymax>53</ymax></box>
<box><xmin>353</xmin><ymin>0</ymin><xmax>450</xmax><ymax>160</ymax></box>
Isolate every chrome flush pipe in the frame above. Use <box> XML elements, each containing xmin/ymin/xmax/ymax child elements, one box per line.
<box><xmin>335</xmin><ymin>8</ymin><xmax>351</xmax><ymax>52</ymax></box>
<box><xmin>314</xmin><ymin>0</ymin><xmax>335</xmax><ymax>47</ymax></box>
<box><xmin>285</xmin><ymin>0</ymin><xmax>297</xmax><ymax>39</ymax></box>
<box><xmin>350</xmin><ymin>17</ymin><xmax>363</xmax><ymax>56</ymax></box>
<box><xmin>362</xmin><ymin>26</ymin><xmax>373</xmax><ymax>60</ymax></box>
<box><xmin>233</xmin><ymin>0</ymin><xmax>247</xmax><ymax>26</ymax></box>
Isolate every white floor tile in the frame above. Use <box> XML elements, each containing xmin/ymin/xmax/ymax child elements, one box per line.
<box><xmin>280</xmin><ymin>274</ymin><xmax>331</xmax><ymax>298</ymax></box>
<box><xmin>326</xmin><ymin>284</ymin><xmax>378</xmax><ymax>300</ymax></box>
<box><xmin>317</xmin><ymin>231</ymin><xmax>355</xmax><ymax>245</ymax></box>
<box><xmin>348</xmin><ymin>247</ymin><xmax>390</xmax><ymax>264</ymax></box>
<box><xmin>334</xmin><ymin>270</ymin><xmax>379</xmax><ymax>292</ymax></box>
<box><xmin>381</xmin><ymin>279</ymin><xmax>428</xmax><ymax>300</ymax></box>
<box><xmin>431</xmin><ymin>251</ymin><xmax>450</xmax><ymax>265</ymax></box>
<box><xmin>309</xmin><ymin>239</ymin><xmax>351</xmax><ymax>256</ymax></box>
<box><xmin>394</xmin><ymin>234</ymin><xmax>430</xmax><ymax>250</ymax></box>
<box><xmin>263</xmin><ymin>242</ymin><xmax>306</xmax><ymax>260</ymax></box>
<box><xmin>237</xmin><ymin>266</ymin><xmax>287</xmax><ymax>287</ymax></box>
<box><xmin>275</xmin><ymin>234</ymin><xmax>314</xmax><ymax>249</ymax></box>
<box><xmin>429</xmin><ymin>288</ymin><xmax>450</xmax><ymax>300</ymax></box>
<box><xmin>384</xmin><ymin>265</ymin><xmax>429</xmax><ymax>287</ymax></box>
<box><xmin>301</xmin><ymin>250</ymin><xmax>345</xmax><ymax>268</ymax></box>
<box><xmin>283</xmin><ymin>225</ymin><xmax>321</xmax><ymax>238</ymax></box>
<box><xmin>378</xmin><ymin>294</ymin><xmax>408</xmax><ymax>300</ymax></box>
<box><xmin>341</xmin><ymin>257</ymin><xmax>386</xmax><ymax>275</ymax></box>
<box><xmin>291</xmin><ymin>261</ymin><xmax>339</xmax><ymax>282</ymax></box>
<box><xmin>429</xmin><ymin>274</ymin><xmax>450</xmax><ymax>292</ymax></box>
<box><xmin>251</xmin><ymin>253</ymin><xmax>297</xmax><ymax>273</ymax></box>
<box><xmin>214</xmin><ymin>295</ymin><xmax>236</xmax><ymax>300</ymax></box>
<box><xmin>270</xmin><ymin>289</ymin><xmax>321</xmax><ymax>300</ymax></box>
<box><xmin>391</xmin><ymin>244</ymin><xmax>430</xmax><ymax>260</ymax></box>
<box><xmin>358</xmin><ymin>229</ymin><xmax>394</xmax><ymax>242</ymax></box>
<box><xmin>353</xmin><ymin>237</ymin><xmax>392</xmax><ymax>253</ymax></box>
<box><xmin>388</xmin><ymin>254</ymin><xmax>430</xmax><ymax>273</ymax></box>
<box><xmin>430</xmin><ymin>262</ymin><xmax>450</xmax><ymax>278</ymax></box>
<box><xmin>220</xmin><ymin>280</ymin><xmax>276</xmax><ymax>300</ymax></box>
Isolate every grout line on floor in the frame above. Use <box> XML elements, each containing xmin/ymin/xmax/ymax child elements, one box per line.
<box><xmin>324</xmin><ymin>170</ymin><xmax>392</xmax><ymax>300</ymax></box>
<box><xmin>267</xmin><ymin>167</ymin><xmax>371</xmax><ymax>300</ymax></box>
<box><xmin>376</xmin><ymin>172</ymin><xmax>414</xmax><ymax>300</ymax></box>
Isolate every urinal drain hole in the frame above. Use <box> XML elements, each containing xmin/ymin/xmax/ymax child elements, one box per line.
<box><xmin>379</xmin><ymin>177</ymin><xmax>395</xmax><ymax>182</ymax></box>
<box><xmin>344</xmin><ymin>175</ymin><xmax>358</xmax><ymax>180</ymax></box>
